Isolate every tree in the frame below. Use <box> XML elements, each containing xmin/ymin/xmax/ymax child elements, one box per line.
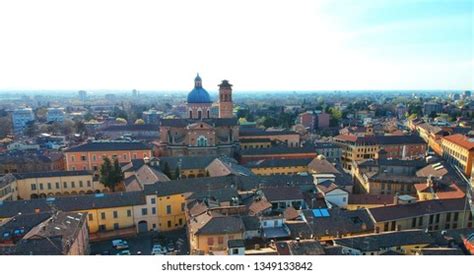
<box><xmin>134</xmin><ymin>119</ymin><xmax>145</xmax><ymax>125</ymax></box>
<box><xmin>111</xmin><ymin>158</ymin><xmax>124</xmax><ymax>190</ymax></box>
<box><xmin>99</xmin><ymin>157</ymin><xmax>123</xmax><ymax>192</ymax></box>
<box><xmin>74</xmin><ymin>121</ymin><xmax>87</xmax><ymax>136</ymax></box>
<box><xmin>61</xmin><ymin>119</ymin><xmax>75</xmax><ymax>136</ymax></box>
<box><xmin>0</xmin><ymin>116</ymin><xmax>12</xmax><ymax>138</ymax></box>
<box><xmin>162</xmin><ymin>162</ymin><xmax>171</xmax><ymax>179</ymax></box>
<box><xmin>116</xmin><ymin>117</ymin><xmax>127</xmax><ymax>124</ymax></box>
<box><xmin>24</xmin><ymin>121</ymin><xmax>38</xmax><ymax>138</ymax></box>
<box><xmin>174</xmin><ymin>166</ymin><xmax>180</xmax><ymax>180</ymax></box>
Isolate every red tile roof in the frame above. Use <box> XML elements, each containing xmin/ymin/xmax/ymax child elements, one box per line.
<box><xmin>443</xmin><ymin>134</ymin><xmax>474</xmax><ymax>150</ymax></box>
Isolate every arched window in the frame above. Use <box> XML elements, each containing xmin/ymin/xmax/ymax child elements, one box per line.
<box><xmin>189</xmin><ymin>110</ymin><xmax>193</xmax><ymax>119</ymax></box>
<box><xmin>196</xmin><ymin>136</ymin><xmax>208</xmax><ymax>147</ymax></box>
<box><xmin>198</xmin><ymin>110</ymin><xmax>202</xmax><ymax>119</ymax></box>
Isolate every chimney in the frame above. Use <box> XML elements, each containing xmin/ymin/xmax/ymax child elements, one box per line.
<box><xmin>427</xmin><ymin>175</ymin><xmax>433</xmax><ymax>188</ymax></box>
<box><xmin>393</xmin><ymin>192</ymin><xmax>399</xmax><ymax>205</ymax></box>
<box><xmin>34</xmin><ymin>208</ymin><xmax>41</xmax><ymax>214</ymax></box>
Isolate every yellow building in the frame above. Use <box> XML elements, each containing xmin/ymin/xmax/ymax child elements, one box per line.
<box><xmin>369</xmin><ymin>198</ymin><xmax>473</xmax><ymax>233</ymax></box>
<box><xmin>0</xmin><ymin>174</ymin><xmax>17</xmax><ymax>201</ymax></box>
<box><xmin>347</xmin><ymin>194</ymin><xmax>394</xmax><ymax>210</ymax></box>
<box><xmin>188</xmin><ymin>211</ymin><xmax>244</xmax><ymax>254</ymax></box>
<box><xmin>335</xmin><ymin>134</ymin><xmax>426</xmax><ymax>170</ymax></box>
<box><xmin>333</xmin><ymin>230</ymin><xmax>434</xmax><ymax>255</ymax></box>
<box><xmin>12</xmin><ymin>170</ymin><xmax>107</xmax><ymax>199</ymax></box>
<box><xmin>240</xmin><ymin>138</ymin><xmax>272</xmax><ymax>149</ymax></box>
<box><xmin>0</xmin><ymin>191</ymin><xmax>146</xmax><ymax>234</ymax></box>
<box><xmin>245</xmin><ymin>157</ymin><xmax>315</xmax><ymax>176</ymax></box>
<box><xmin>441</xmin><ymin>134</ymin><xmax>474</xmax><ymax>177</ymax></box>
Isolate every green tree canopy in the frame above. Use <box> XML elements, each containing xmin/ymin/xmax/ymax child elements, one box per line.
<box><xmin>99</xmin><ymin>157</ymin><xmax>124</xmax><ymax>192</ymax></box>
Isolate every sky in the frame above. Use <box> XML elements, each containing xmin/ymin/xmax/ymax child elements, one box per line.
<box><xmin>0</xmin><ymin>0</ymin><xmax>472</xmax><ymax>91</ymax></box>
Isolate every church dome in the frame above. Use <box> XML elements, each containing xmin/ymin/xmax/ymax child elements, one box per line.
<box><xmin>187</xmin><ymin>73</ymin><xmax>212</xmax><ymax>104</ymax></box>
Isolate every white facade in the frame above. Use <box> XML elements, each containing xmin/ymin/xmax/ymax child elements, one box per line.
<box><xmin>12</xmin><ymin>107</ymin><xmax>34</xmax><ymax>134</ymax></box>
<box><xmin>324</xmin><ymin>188</ymin><xmax>349</xmax><ymax>208</ymax></box>
<box><xmin>47</xmin><ymin>107</ymin><xmax>65</xmax><ymax>123</ymax></box>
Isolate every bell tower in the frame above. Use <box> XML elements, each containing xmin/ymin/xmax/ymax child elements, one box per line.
<box><xmin>218</xmin><ymin>80</ymin><xmax>233</xmax><ymax>118</ymax></box>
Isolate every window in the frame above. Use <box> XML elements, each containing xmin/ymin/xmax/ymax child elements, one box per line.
<box><xmin>114</xmin><ymin>223</ymin><xmax>120</xmax><ymax>230</ymax></box>
<box><xmin>92</xmin><ymin>155</ymin><xmax>96</xmax><ymax>161</ymax></box>
<box><xmin>88</xmin><ymin>214</ymin><xmax>93</xmax><ymax>221</ymax></box>
<box><xmin>39</xmin><ymin>183</ymin><xmax>43</xmax><ymax>190</ymax></box>
<box><xmin>31</xmin><ymin>184</ymin><xmax>36</xmax><ymax>191</ymax></box>
<box><xmin>127</xmin><ymin>210</ymin><xmax>132</xmax><ymax>217</ymax></box>
<box><xmin>390</xmin><ymin>221</ymin><xmax>396</xmax><ymax>231</ymax></box>
<box><xmin>71</xmin><ymin>181</ymin><xmax>75</xmax><ymax>188</ymax></box>
<box><xmin>152</xmin><ymin>207</ymin><xmax>156</xmax><ymax>215</ymax></box>
<box><xmin>207</xmin><ymin>237</ymin><xmax>214</xmax><ymax>246</ymax></box>
<box><xmin>446</xmin><ymin>212</ymin><xmax>451</xmax><ymax>222</ymax></box>
<box><xmin>55</xmin><ymin>182</ymin><xmax>60</xmax><ymax>189</ymax></box>
<box><xmin>429</xmin><ymin>215</ymin><xmax>434</xmax><ymax>224</ymax></box>
<box><xmin>71</xmin><ymin>156</ymin><xmax>75</xmax><ymax>161</ymax></box>
<box><xmin>435</xmin><ymin>214</ymin><xmax>440</xmax><ymax>223</ymax></box>
<box><xmin>151</xmin><ymin>198</ymin><xmax>156</xmax><ymax>204</ymax></box>
<box><xmin>411</xmin><ymin>218</ymin><xmax>416</xmax><ymax>228</ymax></box>
<box><xmin>196</xmin><ymin>136</ymin><xmax>208</xmax><ymax>147</ymax></box>
<box><xmin>79</xmin><ymin>181</ymin><xmax>83</xmax><ymax>188</ymax></box>
<box><xmin>167</xmin><ymin>220</ymin><xmax>172</xmax><ymax>228</ymax></box>
<box><xmin>99</xmin><ymin>225</ymin><xmax>106</xmax><ymax>231</ymax></box>
<box><xmin>47</xmin><ymin>182</ymin><xmax>51</xmax><ymax>190</ymax></box>
<box><xmin>81</xmin><ymin>155</ymin><xmax>86</xmax><ymax>161</ymax></box>
<box><xmin>454</xmin><ymin>212</ymin><xmax>459</xmax><ymax>221</ymax></box>
<box><xmin>166</xmin><ymin>205</ymin><xmax>171</xmax><ymax>214</ymax></box>
<box><xmin>87</xmin><ymin>180</ymin><xmax>91</xmax><ymax>187</ymax></box>
<box><xmin>133</xmin><ymin>154</ymin><xmax>137</xmax><ymax>159</ymax></box>
<box><xmin>142</xmin><ymin>208</ymin><xmax>148</xmax><ymax>216</ymax></box>
<box><xmin>101</xmin><ymin>212</ymin><xmax>106</xmax><ymax>220</ymax></box>
<box><xmin>63</xmin><ymin>182</ymin><xmax>68</xmax><ymax>188</ymax></box>
<box><xmin>218</xmin><ymin>236</ymin><xmax>224</xmax><ymax>245</ymax></box>
<box><xmin>418</xmin><ymin>217</ymin><xmax>423</xmax><ymax>227</ymax></box>
<box><xmin>113</xmin><ymin>211</ymin><xmax>118</xmax><ymax>219</ymax></box>
<box><xmin>179</xmin><ymin>218</ymin><xmax>183</xmax><ymax>225</ymax></box>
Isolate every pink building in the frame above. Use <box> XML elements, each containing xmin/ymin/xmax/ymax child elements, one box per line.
<box><xmin>316</xmin><ymin>112</ymin><xmax>330</xmax><ymax>129</ymax></box>
<box><xmin>297</xmin><ymin>112</ymin><xmax>315</xmax><ymax>131</ymax></box>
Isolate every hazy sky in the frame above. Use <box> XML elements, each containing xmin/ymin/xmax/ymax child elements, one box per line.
<box><xmin>0</xmin><ymin>0</ymin><xmax>472</xmax><ymax>91</ymax></box>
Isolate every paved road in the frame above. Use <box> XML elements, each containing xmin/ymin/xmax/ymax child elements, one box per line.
<box><xmin>90</xmin><ymin>229</ymin><xmax>189</xmax><ymax>255</ymax></box>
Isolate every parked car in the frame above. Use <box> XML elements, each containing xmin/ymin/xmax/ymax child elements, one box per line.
<box><xmin>116</xmin><ymin>250</ymin><xmax>131</xmax><ymax>255</ymax></box>
<box><xmin>151</xmin><ymin>244</ymin><xmax>167</xmax><ymax>255</ymax></box>
<box><xmin>112</xmin><ymin>239</ymin><xmax>129</xmax><ymax>250</ymax></box>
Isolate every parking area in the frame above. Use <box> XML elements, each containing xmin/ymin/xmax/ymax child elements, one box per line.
<box><xmin>90</xmin><ymin>229</ymin><xmax>189</xmax><ymax>255</ymax></box>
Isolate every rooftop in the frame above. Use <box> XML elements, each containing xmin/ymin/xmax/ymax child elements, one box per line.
<box><xmin>64</xmin><ymin>141</ymin><xmax>150</xmax><ymax>152</ymax></box>
<box><xmin>368</xmin><ymin>198</ymin><xmax>470</xmax><ymax>222</ymax></box>
<box><xmin>333</xmin><ymin>230</ymin><xmax>434</xmax><ymax>252</ymax></box>
<box><xmin>442</xmin><ymin>134</ymin><xmax>474</xmax><ymax>150</ymax></box>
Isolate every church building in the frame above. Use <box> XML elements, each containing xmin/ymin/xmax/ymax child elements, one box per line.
<box><xmin>156</xmin><ymin>74</ymin><xmax>239</xmax><ymax>157</ymax></box>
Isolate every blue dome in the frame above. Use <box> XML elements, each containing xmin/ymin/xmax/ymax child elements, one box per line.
<box><xmin>187</xmin><ymin>87</ymin><xmax>212</xmax><ymax>103</ymax></box>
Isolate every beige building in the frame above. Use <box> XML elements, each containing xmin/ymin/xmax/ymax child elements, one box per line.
<box><xmin>0</xmin><ymin>174</ymin><xmax>17</xmax><ymax>201</ymax></box>
<box><xmin>12</xmin><ymin>170</ymin><xmax>106</xmax><ymax>199</ymax></box>
<box><xmin>369</xmin><ymin>197</ymin><xmax>473</xmax><ymax>233</ymax></box>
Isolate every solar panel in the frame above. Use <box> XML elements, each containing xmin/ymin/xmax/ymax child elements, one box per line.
<box><xmin>312</xmin><ymin>209</ymin><xmax>322</xmax><ymax>217</ymax></box>
<box><xmin>320</xmin><ymin>208</ymin><xmax>330</xmax><ymax>217</ymax></box>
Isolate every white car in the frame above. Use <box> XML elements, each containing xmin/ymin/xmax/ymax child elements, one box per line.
<box><xmin>151</xmin><ymin>244</ymin><xmax>167</xmax><ymax>255</ymax></box>
<box><xmin>112</xmin><ymin>239</ymin><xmax>129</xmax><ymax>250</ymax></box>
